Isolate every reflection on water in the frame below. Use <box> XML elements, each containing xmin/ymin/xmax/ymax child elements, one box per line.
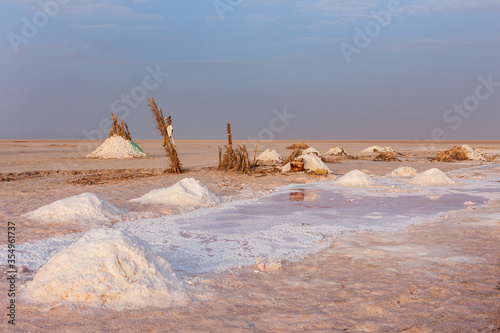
<box><xmin>289</xmin><ymin>189</ymin><xmax>321</xmax><ymax>202</ymax></box>
<box><xmin>289</xmin><ymin>191</ymin><xmax>305</xmax><ymax>201</ymax></box>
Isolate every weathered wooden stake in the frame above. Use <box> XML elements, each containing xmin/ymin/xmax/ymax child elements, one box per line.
<box><xmin>218</xmin><ymin>146</ymin><xmax>222</xmax><ymax>168</ymax></box>
<box><xmin>227</xmin><ymin>123</ymin><xmax>232</xmax><ymax>146</ymax></box>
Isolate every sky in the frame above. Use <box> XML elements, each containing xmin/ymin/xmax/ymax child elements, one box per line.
<box><xmin>1</xmin><ymin>0</ymin><xmax>499</xmax><ymax>141</ymax></box>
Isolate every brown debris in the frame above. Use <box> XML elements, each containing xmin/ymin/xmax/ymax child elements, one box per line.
<box><xmin>283</xmin><ymin>147</ymin><xmax>302</xmax><ymax>166</ymax></box>
<box><xmin>286</xmin><ymin>143</ymin><xmax>309</xmax><ymax>150</ymax></box>
<box><xmin>374</xmin><ymin>152</ymin><xmax>400</xmax><ymax>162</ymax></box>
<box><xmin>289</xmin><ymin>158</ymin><xmax>305</xmax><ymax>172</ymax></box>
<box><xmin>436</xmin><ymin>146</ymin><xmax>469</xmax><ymax>162</ymax></box>
<box><xmin>66</xmin><ymin>169</ymin><xmax>165</xmax><ymax>186</ymax></box>
<box><xmin>434</xmin><ymin>146</ymin><xmax>488</xmax><ymax>162</ymax></box>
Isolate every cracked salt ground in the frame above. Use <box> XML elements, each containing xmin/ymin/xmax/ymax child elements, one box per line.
<box><xmin>10</xmin><ymin>169</ymin><xmax>500</xmax><ymax>275</ymax></box>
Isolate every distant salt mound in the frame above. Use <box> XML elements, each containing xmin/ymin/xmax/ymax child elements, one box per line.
<box><xmin>390</xmin><ymin>167</ymin><xmax>417</xmax><ymax>178</ymax></box>
<box><xmin>410</xmin><ymin>168</ymin><xmax>455</xmax><ymax>186</ymax></box>
<box><xmin>461</xmin><ymin>145</ymin><xmax>488</xmax><ymax>160</ymax></box>
<box><xmin>256</xmin><ymin>149</ymin><xmax>282</xmax><ymax>163</ymax></box>
<box><xmin>87</xmin><ymin>136</ymin><xmax>147</xmax><ymax>159</ymax></box>
<box><xmin>23</xmin><ymin>193</ymin><xmax>125</xmax><ymax>226</ymax></box>
<box><xmin>302</xmin><ymin>147</ymin><xmax>321</xmax><ymax>156</ymax></box>
<box><xmin>435</xmin><ymin>145</ymin><xmax>489</xmax><ymax>162</ymax></box>
<box><xmin>334</xmin><ymin>170</ymin><xmax>378</xmax><ymax>187</ymax></box>
<box><xmin>326</xmin><ymin>146</ymin><xmax>349</xmax><ymax>156</ymax></box>
<box><xmin>131</xmin><ymin>178</ymin><xmax>219</xmax><ymax>206</ymax></box>
<box><xmin>362</xmin><ymin>146</ymin><xmax>394</xmax><ymax>154</ymax></box>
<box><xmin>23</xmin><ymin>229</ymin><xmax>188</xmax><ymax>309</ymax></box>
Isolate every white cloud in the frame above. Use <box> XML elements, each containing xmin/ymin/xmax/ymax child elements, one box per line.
<box><xmin>294</xmin><ymin>0</ymin><xmax>500</xmax><ymax>24</ymax></box>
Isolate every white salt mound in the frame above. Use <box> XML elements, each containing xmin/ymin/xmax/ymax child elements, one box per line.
<box><xmin>302</xmin><ymin>147</ymin><xmax>321</xmax><ymax>156</ymax></box>
<box><xmin>23</xmin><ymin>229</ymin><xmax>188</xmax><ymax>309</ymax></box>
<box><xmin>87</xmin><ymin>136</ymin><xmax>147</xmax><ymax>159</ymax></box>
<box><xmin>256</xmin><ymin>149</ymin><xmax>282</xmax><ymax>162</ymax></box>
<box><xmin>131</xmin><ymin>178</ymin><xmax>219</xmax><ymax>206</ymax></box>
<box><xmin>298</xmin><ymin>154</ymin><xmax>331</xmax><ymax>173</ymax></box>
<box><xmin>334</xmin><ymin>170</ymin><xmax>379</xmax><ymax>187</ymax></box>
<box><xmin>326</xmin><ymin>146</ymin><xmax>348</xmax><ymax>156</ymax></box>
<box><xmin>410</xmin><ymin>168</ymin><xmax>455</xmax><ymax>186</ymax></box>
<box><xmin>362</xmin><ymin>146</ymin><xmax>394</xmax><ymax>153</ymax></box>
<box><xmin>23</xmin><ymin>193</ymin><xmax>125</xmax><ymax>226</ymax></box>
<box><xmin>390</xmin><ymin>167</ymin><xmax>418</xmax><ymax>178</ymax></box>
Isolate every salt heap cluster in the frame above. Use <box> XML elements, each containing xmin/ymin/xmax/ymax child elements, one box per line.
<box><xmin>87</xmin><ymin>136</ymin><xmax>147</xmax><ymax>159</ymax></box>
<box><xmin>23</xmin><ymin>193</ymin><xmax>125</xmax><ymax>226</ymax></box>
<box><xmin>256</xmin><ymin>149</ymin><xmax>282</xmax><ymax>163</ymax></box>
<box><xmin>23</xmin><ymin>229</ymin><xmax>188</xmax><ymax>309</ymax></box>
<box><xmin>131</xmin><ymin>178</ymin><xmax>219</xmax><ymax>206</ymax></box>
<box><xmin>326</xmin><ymin>147</ymin><xmax>349</xmax><ymax>156</ymax></box>
<box><xmin>390</xmin><ymin>167</ymin><xmax>418</xmax><ymax>178</ymax></box>
<box><xmin>334</xmin><ymin>170</ymin><xmax>379</xmax><ymax>187</ymax></box>
<box><xmin>410</xmin><ymin>168</ymin><xmax>455</xmax><ymax>186</ymax></box>
<box><xmin>362</xmin><ymin>146</ymin><xmax>394</xmax><ymax>153</ymax></box>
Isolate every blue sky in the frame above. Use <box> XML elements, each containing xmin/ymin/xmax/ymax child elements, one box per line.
<box><xmin>1</xmin><ymin>0</ymin><xmax>499</xmax><ymax>140</ymax></box>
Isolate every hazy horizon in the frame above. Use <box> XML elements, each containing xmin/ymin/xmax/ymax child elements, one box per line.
<box><xmin>1</xmin><ymin>1</ymin><xmax>499</xmax><ymax>141</ymax></box>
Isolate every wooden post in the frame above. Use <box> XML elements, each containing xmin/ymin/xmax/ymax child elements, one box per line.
<box><xmin>227</xmin><ymin>123</ymin><xmax>232</xmax><ymax>146</ymax></box>
<box><xmin>218</xmin><ymin>146</ymin><xmax>222</xmax><ymax>168</ymax></box>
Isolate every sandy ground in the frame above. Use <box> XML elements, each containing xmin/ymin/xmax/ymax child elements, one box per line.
<box><xmin>0</xmin><ymin>140</ymin><xmax>499</xmax><ymax>332</ymax></box>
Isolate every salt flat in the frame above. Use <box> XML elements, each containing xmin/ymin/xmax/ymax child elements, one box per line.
<box><xmin>0</xmin><ymin>140</ymin><xmax>499</xmax><ymax>332</ymax></box>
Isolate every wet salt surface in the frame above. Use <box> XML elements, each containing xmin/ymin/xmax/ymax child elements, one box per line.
<box><xmin>11</xmin><ymin>169</ymin><xmax>500</xmax><ymax>275</ymax></box>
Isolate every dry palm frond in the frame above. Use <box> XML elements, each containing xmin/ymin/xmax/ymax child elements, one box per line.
<box><xmin>107</xmin><ymin>113</ymin><xmax>131</xmax><ymax>140</ymax></box>
<box><xmin>148</xmin><ymin>98</ymin><xmax>182</xmax><ymax>173</ymax></box>
<box><xmin>283</xmin><ymin>147</ymin><xmax>302</xmax><ymax>166</ymax></box>
<box><xmin>218</xmin><ymin>144</ymin><xmax>253</xmax><ymax>174</ymax></box>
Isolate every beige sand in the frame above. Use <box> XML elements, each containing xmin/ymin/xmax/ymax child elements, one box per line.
<box><xmin>0</xmin><ymin>140</ymin><xmax>499</xmax><ymax>332</ymax></box>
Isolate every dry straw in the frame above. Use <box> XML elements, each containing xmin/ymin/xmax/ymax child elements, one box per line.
<box><xmin>148</xmin><ymin>98</ymin><xmax>183</xmax><ymax>174</ymax></box>
<box><xmin>218</xmin><ymin>145</ymin><xmax>253</xmax><ymax>174</ymax></box>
